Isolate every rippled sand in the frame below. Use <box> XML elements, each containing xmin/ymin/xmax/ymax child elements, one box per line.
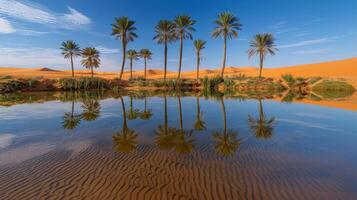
<box><xmin>1</xmin><ymin>141</ymin><xmax>355</xmax><ymax>200</ymax></box>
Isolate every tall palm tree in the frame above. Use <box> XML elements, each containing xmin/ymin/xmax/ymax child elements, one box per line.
<box><xmin>248</xmin><ymin>33</ymin><xmax>277</xmax><ymax>78</ymax></box>
<box><xmin>212</xmin><ymin>97</ymin><xmax>241</xmax><ymax>156</ymax></box>
<box><xmin>212</xmin><ymin>12</ymin><xmax>242</xmax><ymax>78</ymax></box>
<box><xmin>193</xmin><ymin>40</ymin><xmax>206</xmax><ymax>81</ymax></box>
<box><xmin>111</xmin><ymin>17</ymin><xmax>138</xmax><ymax>80</ymax></box>
<box><xmin>173</xmin><ymin>15</ymin><xmax>196</xmax><ymax>79</ymax></box>
<box><xmin>139</xmin><ymin>49</ymin><xmax>153</xmax><ymax>80</ymax></box>
<box><xmin>194</xmin><ymin>96</ymin><xmax>206</xmax><ymax>131</ymax></box>
<box><xmin>153</xmin><ymin>20</ymin><xmax>176</xmax><ymax>81</ymax></box>
<box><xmin>81</xmin><ymin>47</ymin><xmax>100</xmax><ymax>78</ymax></box>
<box><xmin>81</xmin><ymin>99</ymin><xmax>101</xmax><ymax>121</ymax></box>
<box><xmin>127</xmin><ymin>50</ymin><xmax>139</xmax><ymax>79</ymax></box>
<box><xmin>62</xmin><ymin>101</ymin><xmax>82</xmax><ymax>130</ymax></box>
<box><xmin>113</xmin><ymin>97</ymin><xmax>138</xmax><ymax>153</ymax></box>
<box><xmin>140</xmin><ymin>96</ymin><xmax>153</xmax><ymax>120</ymax></box>
<box><xmin>60</xmin><ymin>40</ymin><xmax>81</xmax><ymax>78</ymax></box>
<box><xmin>248</xmin><ymin>99</ymin><xmax>275</xmax><ymax>139</ymax></box>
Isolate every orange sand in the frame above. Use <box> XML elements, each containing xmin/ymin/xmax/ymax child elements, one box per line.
<box><xmin>1</xmin><ymin>58</ymin><xmax>357</xmax><ymax>86</ymax></box>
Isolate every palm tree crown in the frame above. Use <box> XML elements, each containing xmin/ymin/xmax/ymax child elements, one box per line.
<box><xmin>247</xmin><ymin>33</ymin><xmax>278</xmax><ymax>78</ymax></box>
<box><xmin>81</xmin><ymin>47</ymin><xmax>101</xmax><ymax>77</ymax></box>
<box><xmin>60</xmin><ymin>40</ymin><xmax>81</xmax><ymax>77</ymax></box>
<box><xmin>153</xmin><ymin>20</ymin><xmax>176</xmax><ymax>44</ymax></box>
<box><xmin>111</xmin><ymin>17</ymin><xmax>138</xmax><ymax>80</ymax></box>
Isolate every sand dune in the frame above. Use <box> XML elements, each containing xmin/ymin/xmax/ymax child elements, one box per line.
<box><xmin>1</xmin><ymin>58</ymin><xmax>357</xmax><ymax>86</ymax></box>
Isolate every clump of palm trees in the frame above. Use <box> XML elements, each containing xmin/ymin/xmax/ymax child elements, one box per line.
<box><xmin>62</xmin><ymin>12</ymin><xmax>278</xmax><ymax>83</ymax></box>
<box><xmin>61</xmin><ymin>40</ymin><xmax>101</xmax><ymax>78</ymax></box>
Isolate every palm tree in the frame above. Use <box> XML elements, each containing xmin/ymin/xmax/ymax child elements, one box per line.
<box><xmin>139</xmin><ymin>49</ymin><xmax>153</xmax><ymax>80</ymax></box>
<box><xmin>212</xmin><ymin>12</ymin><xmax>242</xmax><ymax>78</ymax></box>
<box><xmin>248</xmin><ymin>99</ymin><xmax>275</xmax><ymax>139</ymax></box>
<box><xmin>194</xmin><ymin>96</ymin><xmax>206</xmax><ymax>131</ymax></box>
<box><xmin>81</xmin><ymin>47</ymin><xmax>100</xmax><ymax>78</ymax></box>
<box><xmin>113</xmin><ymin>97</ymin><xmax>138</xmax><ymax>153</ymax></box>
<box><xmin>153</xmin><ymin>20</ymin><xmax>176</xmax><ymax>81</ymax></box>
<box><xmin>140</xmin><ymin>96</ymin><xmax>153</xmax><ymax>120</ymax></box>
<box><xmin>247</xmin><ymin>33</ymin><xmax>277</xmax><ymax>78</ymax></box>
<box><xmin>81</xmin><ymin>100</ymin><xmax>101</xmax><ymax>121</ymax></box>
<box><xmin>211</xmin><ymin>97</ymin><xmax>241</xmax><ymax>156</ymax></box>
<box><xmin>127</xmin><ymin>50</ymin><xmax>139</xmax><ymax>79</ymax></box>
<box><xmin>193</xmin><ymin>40</ymin><xmax>206</xmax><ymax>81</ymax></box>
<box><xmin>127</xmin><ymin>96</ymin><xmax>139</xmax><ymax>120</ymax></box>
<box><xmin>173</xmin><ymin>15</ymin><xmax>196</xmax><ymax>79</ymax></box>
<box><xmin>62</xmin><ymin>101</ymin><xmax>82</xmax><ymax>130</ymax></box>
<box><xmin>111</xmin><ymin>17</ymin><xmax>138</xmax><ymax>80</ymax></box>
<box><xmin>60</xmin><ymin>40</ymin><xmax>81</xmax><ymax>77</ymax></box>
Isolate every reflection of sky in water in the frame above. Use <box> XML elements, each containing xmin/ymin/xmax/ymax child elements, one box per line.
<box><xmin>0</xmin><ymin>96</ymin><xmax>357</xmax><ymax>166</ymax></box>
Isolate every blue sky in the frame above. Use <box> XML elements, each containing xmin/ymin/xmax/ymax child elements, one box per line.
<box><xmin>0</xmin><ymin>0</ymin><xmax>356</xmax><ymax>72</ymax></box>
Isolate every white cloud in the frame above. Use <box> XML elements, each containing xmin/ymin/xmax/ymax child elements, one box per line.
<box><xmin>293</xmin><ymin>49</ymin><xmax>332</xmax><ymax>55</ymax></box>
<box><xmin>96</xmin><ymin>46</ymin><xmax>119</xmax><ymax>54</ymax></box>
<box><xmin>0</xmin><ymin>46</ymin><xmax>118</xmax><ymax>69</ymax></box>
<box><xmin>278</xmin><ymin>37</ymin><xmax>335</xmax><ymax>49</ymax></box>
<box><xmin>270</xmin><ymin>20</ymin><xmax>288</xmax><ymax>30</ymax></box>
<box><xmin>0</xmin><ymin>18</ymin><xmax>15</xmax><ymax>33</ymax></box>
<box><xmin>0</xmin><ymin>0</ymin><xmax>91</xmax><ymax>31</ymax></box>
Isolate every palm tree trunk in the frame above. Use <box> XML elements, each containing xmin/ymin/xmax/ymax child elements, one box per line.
<box><xmin>259</xmin><ymin>52</ymin><xmax>264</xmax><ymax>79</ymax></box>
<box><xmin>164</xmin><ymin>41</ymin><xmax>168</xmax><ymax>81</ymax></box>
<box><xmin>120</xmin><ymin>96</ymin><xmax>128</xmax><ymax>130</ymax></box>
<box><xmin>178</xmin><ymin>35</ymin><xmax>183</xmax><ymax>79</ymax></box>
<box><xmin>196</xmin><ymin>52</ymin><xmax>200</xmax><ymax>81</ymax></box>
<box><xmin>130</xmin><ymin>58</ymin><xmax>133</xmax><ymax>79</ymax></box>
<box><xmin>220</xmin><ymin>97</ymin><xmax>227</xmax><ymax>135</ymax></box>
<box><xmin>221</xmin><ymin>35</ymin><xmax>227</xmax><ymax>78</ymax></box>
<box><xmin>119</xmin><ymin>39</ymin><xmax>126</xmax><ymax>80</ymax></box>
<box><xmin>91</xmin><ymin>66</ymin><xmax>94</xmax><ymax>78</ymax></box>
<box><xmin>178</xmin><ymin>96</ymin><xmax>183</xmax><ymax>132</ymax></box>
<box><xmin>70</xmin><ymin>55</ymin><xmax>74</xmax><ymax>78</ymax></box>
<box><xmin>144</xmin><ymin>57</ymin><xmax>147</xmax><ymax>80</ymax></box>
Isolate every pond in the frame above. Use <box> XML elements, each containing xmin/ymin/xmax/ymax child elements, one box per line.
<box><xmin>0</xmin><ymin>91</ymin><xmax>357</xmax><ymax>199</ymax></box>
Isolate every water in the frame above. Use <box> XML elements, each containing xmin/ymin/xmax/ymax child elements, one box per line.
<box><xmin>0</xmin><ymin>91</ymin><xmax>357</xmax><ymax>199</ymax></box>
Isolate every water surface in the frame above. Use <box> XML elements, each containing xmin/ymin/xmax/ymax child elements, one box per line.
<box><xmin>0</xmin><ymin>91</ymin><xmax>357</xmax><ymax>199</ymax></box>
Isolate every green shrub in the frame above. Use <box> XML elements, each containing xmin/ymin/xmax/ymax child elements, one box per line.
<box><xmin>223</xmin><ymin>78</ymin><xmax>235</xmax><ymax>88</ymax></box>
<box><xmin>281</xmin><ymin>74</ymin><xmax>296</xmax><ymax>87</ymax></box>
<box><xmin>312</xmin><ymin>80</ymin><xmax>355</xmax><ymax>98</ymax></box>
<box><xmin>59</xmin><ymin>77</ymin><xmax>109</xmax><ymax>91</ymax></box>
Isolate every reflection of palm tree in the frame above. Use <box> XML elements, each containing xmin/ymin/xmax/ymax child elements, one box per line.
<box><xmin>175</xmin><ymin>96</ymin><xmax>194</xmax><ymax>154</ymax></box>
<box><xmin>155</xmin><ymin>96</ymin><xmax>177</xmax><ymax>150</ymax></box>
<box><xmin>62</xmin><ymin>101</ymin><xmax>82</xmax><ymax>130</ymax></box>
<box><xmin>127</xmin><ymin>96</ymin><xmax>139</xmax><ymax>120</ymax></box>
<box><xmin>212</xmin><ymin>97</ymin><xmax>240</xmax><ymax>156</ymax></box>
<box><xmin>81</xmin><ymin>100</ymin><xmax>101</xmax><ymax>121</ymax></box>
<box><xmin>194</xmin><ymin>96</ymin><xmax>206</xmax><ymax>131</ymax></box>
<box><xmin>113</xmin><ymin>97</ymin><xmax>138</xmax><ymax>153</ymax></box>
<box><xmin>248</xmin><ymin>99</ymin><xmax>275</xmax><ymax>139</ymax></box>
<box><xmin>140</xmin><ymin>96</ymin><xmax>153</xmax><ymax>120</ymax></box>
